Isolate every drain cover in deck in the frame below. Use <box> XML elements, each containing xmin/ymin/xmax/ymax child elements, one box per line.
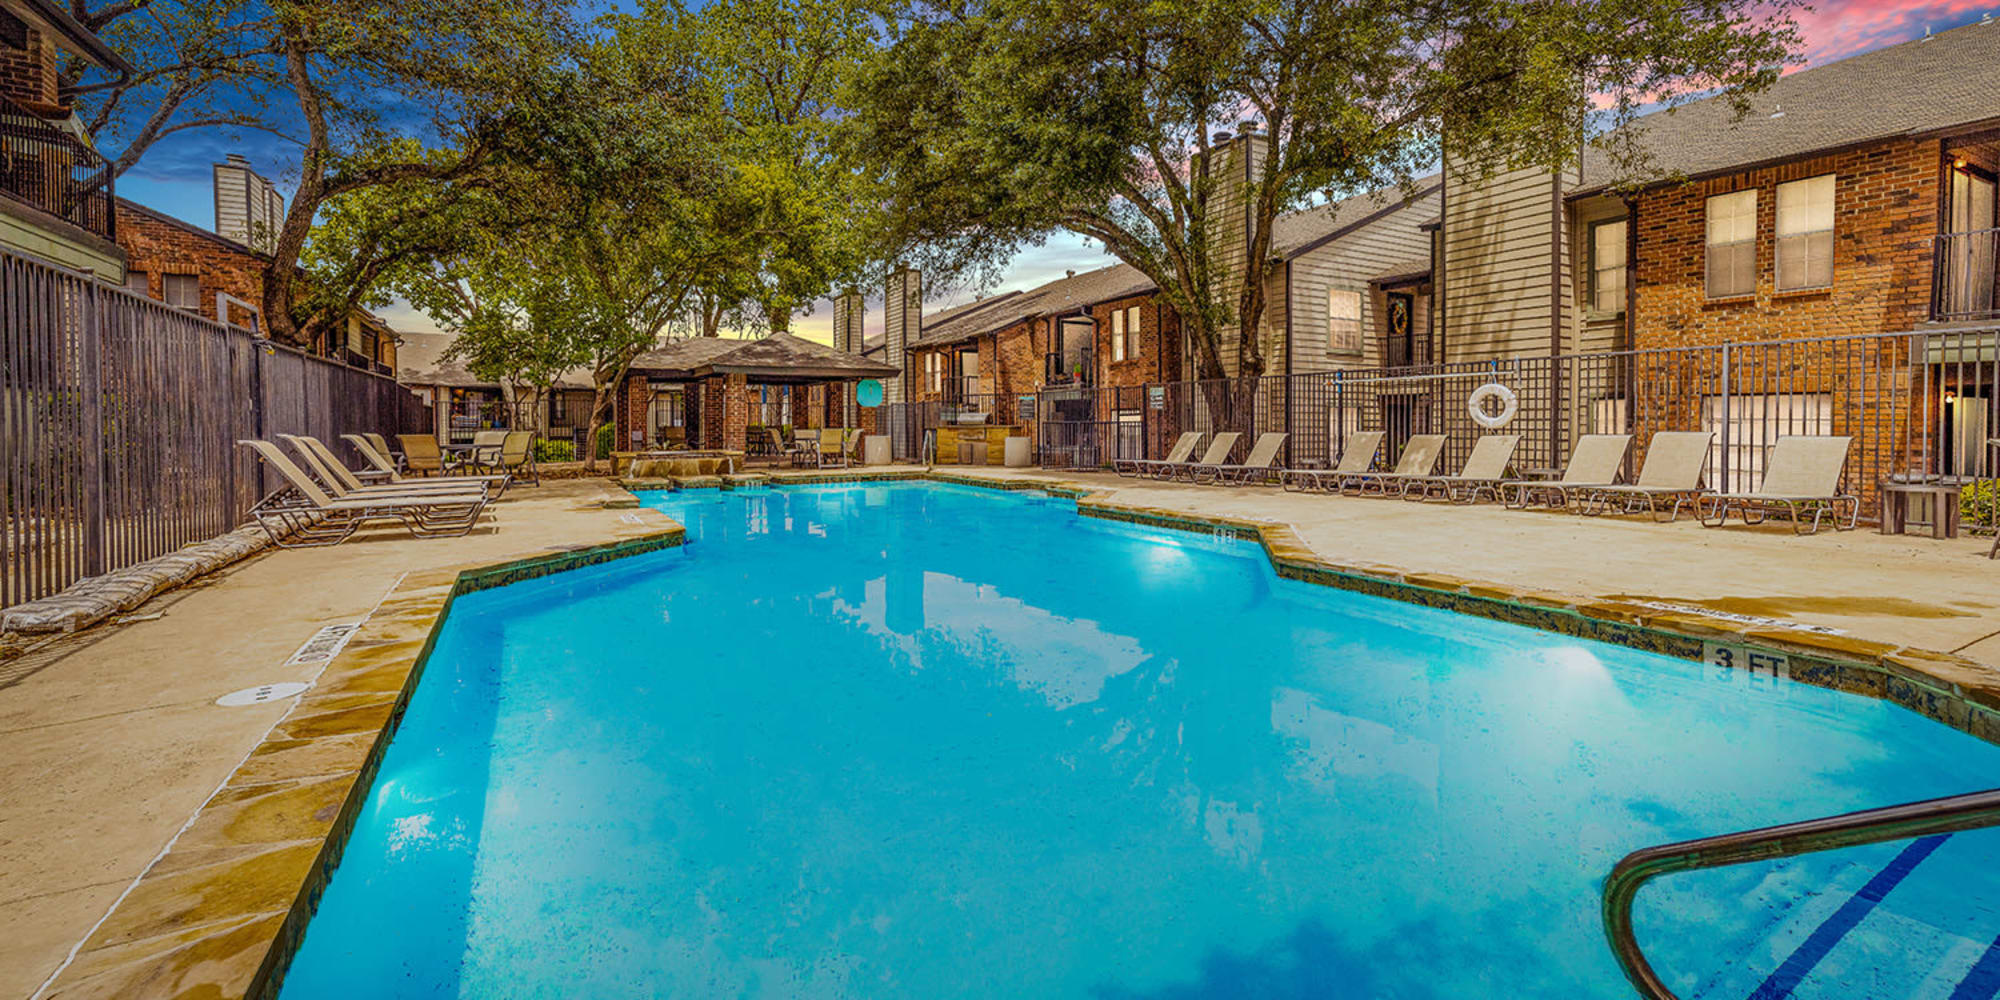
<box><xmin>217</xmin><ymin>682</ymin><xmax>311</xmax><ymax>707</ymax></box>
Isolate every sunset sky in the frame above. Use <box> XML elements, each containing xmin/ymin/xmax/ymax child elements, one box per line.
<box><xmin>110</xmin><ymin>1</ymin><xmax>1994</xmax><ymax>349</ymax></box>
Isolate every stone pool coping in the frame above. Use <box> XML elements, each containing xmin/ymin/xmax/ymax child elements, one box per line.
<box><xmin>42</xmin><ymin>469</ymin><xmax>1999</xmax><ymax>999</ymax></box>
<box><xmin>35</xmin><ymin>520</ymin><xmax>685</xmax><ymax>1000</ymax></box>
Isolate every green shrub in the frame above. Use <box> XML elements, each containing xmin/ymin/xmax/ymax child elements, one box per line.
<box><xmin>595</xmin><ymin>423</ymin><xmax>615</xmax><ymax>460</ymax></box>
<box><xmin>1964</xmin><ymin>479</ymin><xmax>2000</xmax><ymax>529</ymax></box>
<box><xmin>534</xmin><ymin>438</ymin><xmax>575</xmax><ymax>463</ymax></box>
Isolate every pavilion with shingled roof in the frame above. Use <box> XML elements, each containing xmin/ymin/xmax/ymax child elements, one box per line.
<box><xmin>613</xmin><ymin>333</ymin><xmax>900</xmax><ymax>453</ymax></box>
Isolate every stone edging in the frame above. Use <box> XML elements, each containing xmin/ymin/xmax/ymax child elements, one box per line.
<box><xmin>42</xmin><ymin>470</ymin><xmax>2000</xmax><ymax>998</ymax></box>
<box><xmin>37</xmin><ymin>520</ymin><xmax>686</xmax><ymax>1000</ymax></box>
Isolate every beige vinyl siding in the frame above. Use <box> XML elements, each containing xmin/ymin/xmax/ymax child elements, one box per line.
<box><xmin>1442</xmin><ymin>160</ymin><xmax>1579</xmax><ymax>363</ymax></box>
<box><xmin>1569</xmin><ymin>193</ymin><xmax>1629</xmax><ymax>355</ymax></box>
<box><xmin>1210</xmin><ymin>134</ymin><xmax>1268</xmax><ymax>377</ymax></box>
<box><xmin>1283</xmin><ymin>200</ymin><xmax>1436</xmax><ymax>372</ymax></box>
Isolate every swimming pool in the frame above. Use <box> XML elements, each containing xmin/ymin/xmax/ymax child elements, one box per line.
<box><xmin>279</xmin><ymin>482</ymin><xmax>2000</xmax><ymax>999</ymax></box>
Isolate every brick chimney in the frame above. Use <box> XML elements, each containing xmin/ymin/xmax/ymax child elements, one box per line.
<box><xmin>213</xmin><ymin>154</ymin><xmax>284</xmax><ymax>254</ymax></box>
<box><xmin>1206</xmin><ymin>128</ymin><xmax>1268</xmax><ymax>375</ymax></box>
<box><xmin>883</xmin><ymin>265</ymin><xmax>921</xmax><ymax>403</ymax></box>
<box><xmin>832</xmin><ymin>288</ymin><xmax>865</xmax><ymax>354</ymax></box>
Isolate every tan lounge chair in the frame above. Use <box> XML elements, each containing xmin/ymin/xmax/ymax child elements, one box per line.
<box><xmin>341</xmin><ymin>434</ymin><xmax>510</xmax><ymax>496</ymax></box>
<box><xmin>281</xmin><ymin>436</ymin><xmax>492</xmax><ymax>502</ymax></box>
<box><xmin>1339</xmin><ymin>434</ymin><xmax>1447</xmax><ymax>497</ymax></box>
<box><xmin>1282</xmin><ymin>431</ymin><xmax>1385</xmax><ymax>493</ymax></box>
<box><xmin>1697</xmin><ymin>435</ymin><xmax>1859</xmax><ymax>534</ymax></box>
<box><xmin>362</xmin><ymin>433</ymin><xmax>396</xmax><ymax>466</ymax></box>
<box><xmin>1502</xmin><ymin>434</ymin><xmax>1633</xmax><ymax>510</ymax></box>
<box><xmin>1577</xmin><ymin>431</ymin><xmax>1715</xmax><ymax>522</ymax></box>
<box><xmin>1407</xmin><ymin>434</ymin><xmax>1521</xmax><ymax>503</ymax></box>
<box><xmin>1168</xmin><ymin>432</ymin><xmax>1242</xmax><ymax>482</ymax></box>
<box><xmin>239</xmin><ymin>440</ymin><xmax>489</xmax><ymax>547</ymax></box>
<box><xmin>1195</xmin><ymin>432</ymin><xmax>1289</xmax><ymax>485</ymax></box>
<box><xmin>1119</xmin><ymin>432</ymin><xmax>1202</xmax><ymax>478</ymax></box>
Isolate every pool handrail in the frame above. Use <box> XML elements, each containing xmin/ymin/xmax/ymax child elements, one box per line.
<box><xmin>1602</xmin><ymin>786</ymin><xmax>2000</xmax><ymax>1000</ymax></box>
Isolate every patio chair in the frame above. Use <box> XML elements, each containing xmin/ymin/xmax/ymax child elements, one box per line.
<box><xmin>1194</xmin><ymin>432</ymin><xmax>1290</xmax><ymax>486</ymax></box>
<box><xmin>1117</xmin><ymin>432</ymin><xmax>1202</xmax><ymax>478</ymax></box>
<box><xmin>1167</xmin><ymin>432</ymin><xmax>1242</xmax><ymax>483</ymax></box>
<box><xmin>342</xmin><ymin>434</ymin><xmax>511</xmax><ymax>497</ymax></box>
<box><xmin>362</xmin><ymin>433</ymin><xmax>397</xmax><ymax>468</ymax></box>
<box><xmin>465</xmin><ymin>430</ymin><xmax>508</xmax><ymax>473</ymax></box>
<box><xmin>1282</xmin><ymin>431</ymin><xmax>1385</xmax><ymax>493</ymax></box>
<box><xmin>1697</xmin><ymin>435</ymin><xmax>1860</xmax><ymax>534</ymax></box>
<box><xmin>818</xmin><ymin>428</ymin><xmax>852</xmax><ymax>469</ymax></box>
<box><xmin>1338</xmin><ymin>434</ymin><xmax>1447</xmax><ymax>497</ymax></box>
<box><xmin>238</xmin><ymin>440</ymin><xmax>490</xmax><ymax>547</ymax></box>
<box><xmin>1407</xmin><ymin>434</ymin><xmax>1521</xmax><ymax>503</ymax></box>
<box><xmin>491</xmin><ymin>431</ymin><xmax>537</xmax><ymax>485</ymax></box>
<box><xmin>1502</xmin><ymin>434</ymin><xmax>1633</xmax><ymax>511</ymax></box>
<box><xmin>1577</xmin><ymin>431</ymin><xmax>1715</xmax><ymax>522</ymax></box>
<box><xmin>789</xmin><ymin>429</ymin><xmax>821</xmax><ymax>468</ymax></box>
<box><xmin>758</xmin><ymin>427</ymin><xmax>789</xmax><ymax>466</ymax></box>
<box><xmin>399</xmin><ymin>434</ymin><xmax>453</xmax><ymax>476</ymax></box>
<box><xmin>280</xmin><ymin>436</ymin><xmax>493</xmax><ymax>502</ymax></box>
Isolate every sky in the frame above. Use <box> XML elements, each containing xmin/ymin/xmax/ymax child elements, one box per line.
<box><xmin>110</xmin><ymin>0</ymin><xmax>1994</xmax><ymax>354</ymax></box>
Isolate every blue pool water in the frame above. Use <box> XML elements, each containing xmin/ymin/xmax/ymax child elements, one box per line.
<box><xmin>281</xmin><ymin>483</ymin><xmax>2000</xmax><ymax>999</ymax></box>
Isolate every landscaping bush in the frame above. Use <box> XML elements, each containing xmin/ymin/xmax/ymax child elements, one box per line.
<box><xmin>534</xmin><ymin>438</ymin><xmax>575</xmax><ymax>463</ymax></box>
<box><xmin>1964</xmin><ymin>479</ymin><xmax>2000</xmax><ymax>529</ymax></box>
<box><xmin>595</xmin><ymin>423</ymin><xmax>615</xmax><ymax>460</ymax></box>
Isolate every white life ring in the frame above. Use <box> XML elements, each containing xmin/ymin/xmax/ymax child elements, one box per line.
<box><xmin>1467</xmin><ymin>382</ymin><xmax>1518</xmax><ymax>429</ymax></box>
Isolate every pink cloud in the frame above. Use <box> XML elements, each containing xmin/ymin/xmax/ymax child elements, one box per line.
<box><xmin>1792</xmin><ymin>0</ymin><xmax>1993</xmax><ymax>64</ymax></box>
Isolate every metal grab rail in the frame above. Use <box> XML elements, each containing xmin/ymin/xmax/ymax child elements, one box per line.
<box><xmin>1602</xmin><ymin>787</ymin><xmax>2000</xmax><ymax>1000</ymax></box>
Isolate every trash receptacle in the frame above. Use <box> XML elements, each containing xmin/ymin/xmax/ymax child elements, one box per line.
<box><xmin>1004</xmin><ymin>436</ymin><xmax>1031</xmax><ymax>468</ymax></box>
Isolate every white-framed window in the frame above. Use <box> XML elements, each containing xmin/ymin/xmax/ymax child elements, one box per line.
<box><xmin>1327</xmin><ymin>289</ymin><xmax>1362</xmax><ymax>355</ymax></box>
<box><xmin>1110</xmin><ymin>308</ymin><xmax>1127</xmax><ymax>362</ymax></box>
<box><xmin>1701</xmin><ymin>392</ymin><xmax>1832</xmax><ymax>493</ymax></box>
<box><xmin>1705</xmin><ymin>190</ymin><xmax>1758</xmax><ymax>299</ymax></box>
<box><xmin>924</xmin><ymin>352</ymin><xmax>942</xmax><ymax>393</ymax></box>
<box><xmin>1775</xmin><ymin>174</ymin><xmax>1835</xmax><ymax>291</ymax></box>
<box><xmin>124</xmin><ymin>270</ymin><xmax>149</xmax><ymax>297</ymax></box>
<box><xmin>162</xmin><ymin>273</ymin><xmax>201</xmax><ymax>310</ymax></box>
<box><xmin>1590</xmin><ymin>218</ymin><xmax>1628</xmax><ymax>313</ymax></box>
<box><xmin>1123</xmin><ymin>305</ymin><xmax>1141</xmax><ymax>359</ymax></box>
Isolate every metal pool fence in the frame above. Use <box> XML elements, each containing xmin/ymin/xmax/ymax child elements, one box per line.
<box><xmin>1029</xmin><ymin>328</ymin><xmax>1998</xmax><ymax>528</ymax></box>
<box><xmin>1</xmin><ymin>247</ymin><xmax>432</xmax><ymax>607</ymax></box>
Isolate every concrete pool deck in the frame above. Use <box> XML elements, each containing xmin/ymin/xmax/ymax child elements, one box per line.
<box><xmin>3</xmin><ymin>465</ymin><xmax>1996</xmax><ymax>998</ymax></box>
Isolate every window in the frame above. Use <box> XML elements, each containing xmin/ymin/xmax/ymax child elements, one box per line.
<box><xmin>549</xmin><ymin>391</ymin><xmax>570</xmax><ymax>424</ymax></box>
<box><xmin>1776</xmin><ymin>174</ymin><xmax>1835</xmax><ymax>291</ymax></box>
<box><xmin>1701</xmin><ymin>392</ymin><xmax>1832</xmax><ymax>493</ymax></box>
<box><xmin>924</xmin><ymin>352</ymin><xmax>942</xmax><ymax>393</ymax></box>
<box><xmin>1110</xmin><ymin>309</ymin><xmax>1126</xmax><ymax>362</ymax></box>
<box><xmin>1122</xmin><ymin>305</ymin><xmax>1141</xmax><ymax>359</ymax></box>
<box><xmin>1327</xmin><ymin>289</ymin><xmax>1362</xmax><ymax>355</ymax></box>
<box><xmin>1705</xmin><ymin>190</ymin><xmax>1757</xmax><ymax>298</ymax></box>
<box><xmin>1590</xmin><ymin>219</ymin><xmax>1628</xmax><ymax>313</ymax></box>
<box><xmin>162</xmin><ymin>273</ymin><xmax>201</xmax><ymax>310</ymax></box>
<box><xmin>124</xmin><ymin>270</ymin><xmax>149</xmax><ymax>297</ymax></box>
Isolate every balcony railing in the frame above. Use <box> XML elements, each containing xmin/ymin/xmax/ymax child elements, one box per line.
<box><xmin>0</xmin><ymin>95</ymin><xmax>116</xmax><ymax>241</ymax></box>
<box><xmin>1933</xmin><ymin>228</ymin><xmax>1999</xmax><ymax>322</ymax></box>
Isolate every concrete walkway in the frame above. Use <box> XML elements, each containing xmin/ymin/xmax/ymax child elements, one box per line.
<box><xmin>0</xmin><ymin>479</ymin><xmax>673</xmax><ymax>999</ymax></box>
<box><xmin>957</xmin><ymin>467</ymin><xmax>2000</xmax><ymax>668</ymax></box>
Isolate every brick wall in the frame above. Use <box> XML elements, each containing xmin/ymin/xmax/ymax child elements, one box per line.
<box><xmin>0</xmin><ymin>25</ymin><xmax>55</xmax><ymax>107</ymax></box>
<box><xmin>618</xmin><ymin>374</ymin><xmax>649</xmax><ymax>449</ymax></box>
<box><xmin>1092</xmin><ymin>294</ymin><xmax>1178</xmax><ymax>388</ymax></box>
<box><xmin>1631</xmin><ymin>138</ymin><xmax>1941</xmax><ymax>349</ymax></box>
<box><xmin>114</xmin><ymin>202</ymin><xmax>268</xmax><ymax>329</ymax></box>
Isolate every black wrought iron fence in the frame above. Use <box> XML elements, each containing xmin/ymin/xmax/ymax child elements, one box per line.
<box><xmin>1</xmin><ymin>94</ymin><xmax>115</xmax><ymax>241</ymax></box>
<box><xmin>1</xmin><ymin>247</ymin><xmax>432</xmax><ymax>607</ymax></box>
<box><xmin>1036</xmin><ymin>385</ymin><xmax>1145</xmax><ymax>469</ymax></box>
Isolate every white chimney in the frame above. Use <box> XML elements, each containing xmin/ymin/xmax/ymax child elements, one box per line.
<box><xmin>883</xmin><ymin>265</ymin><xmax>921</xmax><ymax>403</ymax></box>
<box><xmin>213</xmin><ymin>154</ymin><xmax>284</xmax><ymax>254</ymax></box>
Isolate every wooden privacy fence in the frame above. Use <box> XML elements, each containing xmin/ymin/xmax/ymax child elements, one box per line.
<box><xmin>1</xmin><ymin>247</ymin><xmax>431</xmax><ymax>607</ymax></box>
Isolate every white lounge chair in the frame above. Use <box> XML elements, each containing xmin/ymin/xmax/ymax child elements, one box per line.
<box><xmin>1282</xmin><ymin>431</ymin><xmax>1385</xmax><ymax>493</ymax></box>
<box><xmin>239</xmin><ymin>440</ymin><xmax>490</xmax><ymax>547</ymax></box>
<box><xmin>1407</xmin><ymin>434</ymin><xmax>1521</xmax><ymax>503</ymax></box>
<box><xmin>1168</xmin><ymin>433</ymin><xmax>1242</xmax><ymax>482</ymax></box>
<box><xmin>1502</xmin><ymin>434</ymin><xmax>1633</xmax><ymax>511</ymax></box>
<box><xmin>1577</xmin><ymin>431</ymin><xmax>1715</xmax><ymax>522</ymax></box>
<box><xmin>1339</xmin><ymin>434</ymin><xmax>1447</xmax><ymax>497</ymax></box>
<box><xmin>1119</xmin><ymin>432</ymin><xmax>1202</xmax><ymax>478</ymax></box>
<box><xmin>1697</xmin><ymin>435</ymin><xmax>1860</xmax><ymax>534</ymax></box>
<box><xmin>1194</xmin><ymin>432</ymin><xmax>1288</xmax><ymax>485</ymax></box>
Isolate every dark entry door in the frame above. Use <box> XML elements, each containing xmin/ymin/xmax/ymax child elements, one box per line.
<box><xmin>1385</xmin><ymin>292</ymin><xmax>1416</xmax><ymax>368</ymax></box>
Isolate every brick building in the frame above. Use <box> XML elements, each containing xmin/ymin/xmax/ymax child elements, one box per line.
<box><xmin>615</xmin><ymin>333</ymin><xmax>898</xmax><ymax>454</ymax></box>
<box><xmin>0</xmin><ymin>0</ymin><xmax>130</xmax><ymax>277</ymax></box>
